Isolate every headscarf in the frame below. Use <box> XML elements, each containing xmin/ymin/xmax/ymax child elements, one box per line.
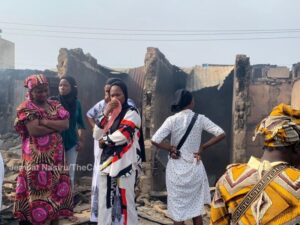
<box><xmin>171</xmin><ymin>89</ymin><xmax>193</xmax><ymax>113</ymax></box>
<box><xmin>106</xmin><ymin>77</ymin><xmax>122</xmax><ymax>85</ymax></box>
<box><xmin>24</xmin><ymin>74</ymin><xmax>48</xmax><ymax>90</ymax></box>
<box><xmin>253</xmin><ymin>103</ymin><xmax>300</xmax><ymax>147</ymax></box>
<box><xmin>109</xmin><ymin>80</ymin><xmax>130</xmax><ymax>133</ymax></box>
<box><xmin>58</xmin><ymin>76</ymin><xmax>78</xmax><ymax>119</ymax></box>
<box><xmin>110</xmin><ymin>80</ymin><xmax>128</xmax><ymax>104</ymax></box>
<box><xmin>24</xmin><ymin>74</ymin><xmax>48</xmax><ymax>100</ymax></box>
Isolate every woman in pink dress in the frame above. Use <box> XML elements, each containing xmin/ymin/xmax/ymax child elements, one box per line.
<box><xmin>14</xmin><ymin>74</ymin><xmax>74</xmax><ymax>225</ymax></box>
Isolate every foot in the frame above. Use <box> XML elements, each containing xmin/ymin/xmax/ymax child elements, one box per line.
<box><xmin>68</xmin><ymin>216</ymin><xmax>79</xmax><ymax>223</ymax></box>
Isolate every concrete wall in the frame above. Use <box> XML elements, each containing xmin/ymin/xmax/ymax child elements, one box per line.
<box><xmin>267</xmin><ymin>67</ymin><xmax>290</xmax><ymax>78</ymax></box>
<box><xmin>291</xmin><ymin>78</ymin><xmax>300</xmax><ymax>110</ymax></box>
<box><xmin>0</xmin><ymin>37</ymin><xmax>14</xmax><ymax>69</ymax></box>
<box><xmin>56</xmin><ymin>49</ymin><xmax>148</xmax><ymax>180</ymax></box>
<box><xmin>231</xmin><ymin>58</ymin><xmax>294</xmax><ymax>163</ymax></box>
<box><xmin>292</xmin><ymin>62</ymin><xmax>300</xmax><ymax>79</ymax></box>
<box><xmin>231</xmin><ymin>55</ymin><xmax>251</xmax><ymax>163</ymax></box>
<box><xmin>57</xmin><ymin>48</ymin><xmax>112</xmax><ymax>177</ymax></box>
<box><xmin>246</xmin><ymin>82</ymin><xmax>292</xmax><ymax>158</ymax></box>
<box><xmin>142</xmin><ymin>47</ymin><xmax>186</xmax><ymax>192</ymax></box>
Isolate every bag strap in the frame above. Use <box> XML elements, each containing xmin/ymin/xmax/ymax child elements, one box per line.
<box><xmin>176</xmin><ymin>113</ymin><xmax>198</xmax><ymax>151</ymax></box>
<box><xmin>231</xmin><ymin>163</ymin><xmax>289</xmax><ymax>224</ymax></box>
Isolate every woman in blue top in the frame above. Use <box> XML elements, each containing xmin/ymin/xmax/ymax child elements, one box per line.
<box><xmin>51</xmin><ymin>76</ymin><xmax>85</xmax><ymax>188</ymax></box>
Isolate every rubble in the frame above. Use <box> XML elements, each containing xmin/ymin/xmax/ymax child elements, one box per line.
<box><xmin>0</xmin><ymin>133</ymin><xmax>20</xmax><ymax>150</ymax></box>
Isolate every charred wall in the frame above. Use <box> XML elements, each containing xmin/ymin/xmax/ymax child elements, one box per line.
<box><xmin>143</xmin><ymin>47</ymin><xmax>186</xmax><ymax>192</ymax></box>
<box><xmin>2</xmin><ymin>46</ymin><xmax>297</xmax><ymax>193</ymax></box>
<box><xmin>231</xmin><ymin>57</ymin><xmax>294</xmax><ymax>163</ymax></box>
<box><xmin>291</xmin><ymin>78</ymin><xmax>300</xmax><ymax>109</ymax></box>
<box><xmin>292</xmin><ymin>62</ymin><xmax>300</xmax><ymax>79</ymax></box>
<box><xmin>193</xmin><ymin>71</ymin><xmax>234</xmax><ymax>185</ymax></box>
<box><xmin>233</xmin><ymin>61</ymin><xmax>293</xmax><ymax>161</ymax></box>
<box><xmin>0</xmin><ymin>69</ymin><xmax>57</xmax><ymax>135</ymax></box>
<box><xmin>231</xmin><ymin>55</ymin><xmax>251</xmax><ymax>163</ymax></box>
<box><xmin>57</xmin><ymin>48</ymin><xmax>111</xmax><ymax>177</ymax></box>
<box><xmin>56</xmin><ymin>48</ymin><xmax>146</xmax><ymax>178</ymax></box>
<box><xmin>246</xmin><ymin>81</ymin><xmax>292</xmax><ymax>158</ymax></box>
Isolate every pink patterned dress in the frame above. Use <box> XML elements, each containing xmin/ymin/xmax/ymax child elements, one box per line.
<box><xmin>14</xmin><ymin>99</ymin><xmax>73</xmax><ymax>225</ymax></box>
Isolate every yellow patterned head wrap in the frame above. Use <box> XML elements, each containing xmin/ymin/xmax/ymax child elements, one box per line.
<box><xmin>253</xmin><ymin>103</ymin><xmax>300</xmax><ymax>147</ymax></box>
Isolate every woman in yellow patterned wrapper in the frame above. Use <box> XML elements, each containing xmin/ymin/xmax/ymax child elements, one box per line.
<box><xmin>210</xmin><ymin>103</ymin><xmax>300</xmax><ymax>225</ymax></box>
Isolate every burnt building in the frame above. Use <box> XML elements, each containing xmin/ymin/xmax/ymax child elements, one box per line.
<box><xmin>0</xmin><ymin>47</ymin><xmax>299</xmax><ymax>193</ymax></box>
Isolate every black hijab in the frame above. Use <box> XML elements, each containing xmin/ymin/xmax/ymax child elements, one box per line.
<box><xmin>171</xmin><ymin>89</ymin><xmax>193</xmax><ymax>113</ymax></box>
<box><xmin>109</xmin><ymin>80</ymin><xmax>130</xmax><ymax>133</ymax></box>
<box><xmin>57</xmin><ymin>76</ymin><xmax>78</xmax><ymax>119</ymax></box>
<box><xmin>106</xmin><ymin>77</ymin><xmax>122</xmax><ymax>85</ymax></box>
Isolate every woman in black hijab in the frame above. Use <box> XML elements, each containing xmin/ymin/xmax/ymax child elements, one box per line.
<box><xmin>51</xmin><ymin>76</ymin><xmax>86</xmax><ymax>189</ymax></box>
<box><xmin>87</xmin><ymin>77</ymin><xmax>145</xmax><ymax>223</ymax></box>
<box><xmin>96</xmin><ymin>80</ymin><xmax>142</xmax><ymax>225</ymax></box>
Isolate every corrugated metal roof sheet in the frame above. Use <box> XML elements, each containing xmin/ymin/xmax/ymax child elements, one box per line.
<box><xmin>182</xmin><ymin>65</ymin><xmax>234</xmax><ymax>91</ymax></box>
<box><xmin>113</xmin><ymin>66</ymin><xmax>146</xmax><ymax>111</ymax></box>
<box><xmin>126</xmin><ymin>66</ymin><xmax>146</xmax><ymax>111</ymax></box>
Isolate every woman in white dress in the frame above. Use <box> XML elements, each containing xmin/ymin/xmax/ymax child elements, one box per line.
<box><xmin>151</xmin><ymin>89</ymin><xmax>225</xmax><ymax>225</ymax></box>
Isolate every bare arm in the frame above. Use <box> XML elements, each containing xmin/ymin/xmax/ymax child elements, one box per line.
<box><xmin>40</xmin><ymin>119</ymin><xmax>69</xmax><ymax>132</ymax></box>
<box><xmin>86</xmin><ymin>116</ymin><xmax>96</xmax><ymax>129</ymax></box>
<box><xmin>78</xmin><ymin>129</ymin><xmax>84</xmax><ymax>142</ymax></box>
<box><xmin>199</xmin><ymin>133</ymin><xmax>226</xmax><ymax>153</ymax></box>
<box><xmin>151</xmin><ymin>140</ymin><xmax>179</xmax><ymax>159</ymax></box>
<box><xmin>26</xmin><ymin>119</ymin><xmax>55</xmax><ymax>137</ymax></box>
<box><xmin>151</xmin><ymin>117</ymin><xmax>179</xmax><ymax>158</ymax></box>
<box><xmin>151</xmin><ymin>140</ymin><xmax>172</xmax><ymax>152</ymax></box>
<box><xmin>193</xmin><ymin>133</ymin><xmax>226</xmax><ymax>161</ymax></box>
<box><xmin>76</xmin><ymin>128</ymin><xmax>85</xmax><ymax>151</ymax></box>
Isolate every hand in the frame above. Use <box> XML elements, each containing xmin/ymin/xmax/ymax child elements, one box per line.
<box><xmin>99</xmin><ymin>139</ymin><xmax>106</xmax><ymax>149</ymax></box>
<box><xmin>193</xmin><ymin>152</ymin><xmax>202</xmax><ymax>161</ymax></box>
<box><xmin>103</xmin><ymin>99</ymin><xmax>119</xmax><ymax>116</ymax></box>
<box><xmin>76</xmin><ymin>141</ymin><xmax>83</xmax><ymax>151</ymax></box>
<box><xmin>169</xmin><ymin>146</ymin><xmax>179</xmax><ymax>159</ymax></box>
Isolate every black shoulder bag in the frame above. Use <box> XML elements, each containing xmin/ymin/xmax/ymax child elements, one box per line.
<box><xmin>174</xmin><ymin>113</ymin><xmax>198</xmax><ymax>156</ymax></box>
